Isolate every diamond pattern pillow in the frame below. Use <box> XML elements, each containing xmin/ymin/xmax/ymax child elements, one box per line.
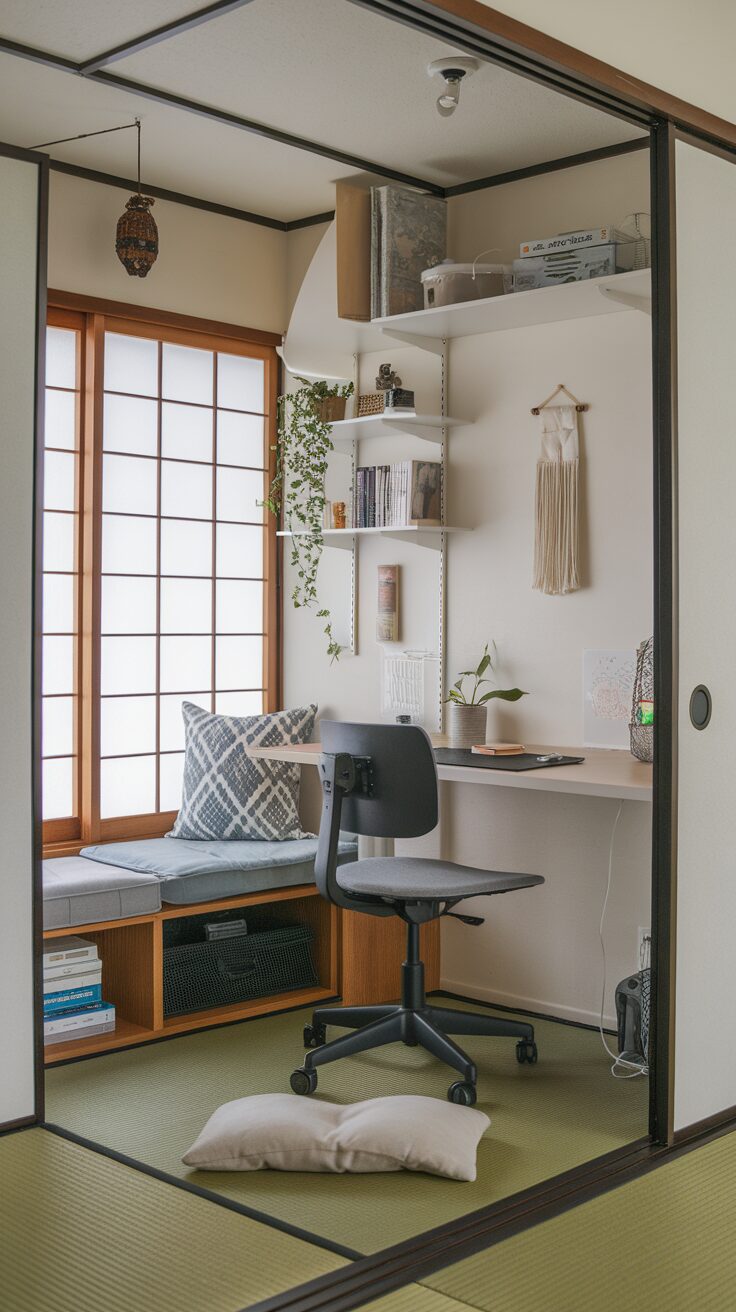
<box><xmin>170</xmin><ymin>702</ymin><xmax>317</xmax><ymax>842</ymax></box>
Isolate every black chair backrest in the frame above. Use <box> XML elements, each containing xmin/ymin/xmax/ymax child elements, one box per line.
<box><xmin>320</xmin><ymin>721</ymin><xmax>438</xmax><ymax>839</ymax></box>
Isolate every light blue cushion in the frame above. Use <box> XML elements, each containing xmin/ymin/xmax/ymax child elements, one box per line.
<box><xmin>80</xmin><ymin>836</ymin><xmax>358</xmax><ymax>906</ymax></box>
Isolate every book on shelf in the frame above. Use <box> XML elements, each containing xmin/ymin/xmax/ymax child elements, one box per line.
<box><xmin>44</xmin><ymin>964</ymin><xmax>102</xmax><ymax>995</ymax></box>
<box><xmin>43</xmin><ymin>955</ymin><xmax>102</xmax><ymax>984</ymax></box>
<box><xmin>43</xmin><ymin>982</ymin><xmax>103</xmax><ymax>1015</ymax></box>
<box><xmin>354</xmin><ymin>460</ymin><xmax>442</xmax><ymax>529</ymax></box>
<box><xmin>44</xmin><ymin>1002</ymin><xmax>116</xmax><ymax>1046</ymax></box>
<box><xmin>43</xmin><ymin>935</ymin><xmax>98</xmax><ymax>968</ymax></box>
<box><xmin>371</xmin><ymin>185</ymin><xmax>446</xmax><ymax>319</ymax></box>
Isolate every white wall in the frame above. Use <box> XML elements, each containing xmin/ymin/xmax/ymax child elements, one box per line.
<box><xmin>282</xmin><ymin>151</ymin><xmax>653</xmax><ymax>1024</ymax></box>
<box><xmin>0</xmin><ymin>153</ymin><xmax>42</xmax><ymax>1125</ymax></box>
<box><xmin>48</xmin><ymin>171</ymin><xmax>288</xmax><ymax>333</ymax></box>
<box><xmin>480</xmin><ymin>0</ymin><xmax>736</xmax><ymax>129</ymax></box>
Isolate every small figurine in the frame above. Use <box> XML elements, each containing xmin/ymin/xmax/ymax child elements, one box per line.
<box><xmin>376</xmin><ymin>362</ymin><xmax>402</xmax><ymax>391</ymax></box>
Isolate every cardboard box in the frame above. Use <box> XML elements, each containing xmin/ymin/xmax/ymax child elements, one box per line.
<box><xmin>336</xmin><ymin>181</ymin><xmax>372</xmax><ymax>323</ymax></box>
<box><xmin>512</xmin><ymin>245</ymin><xmax>619</xmax><ymax>291</ymax></box>
<box><xmin>519</xmin><ymin>226</ymin><xmax>629</xmax><ymax>258</ymax></box>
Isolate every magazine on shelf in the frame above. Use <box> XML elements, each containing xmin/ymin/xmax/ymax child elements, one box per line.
<box><xmin>354</xmin><ymin>460</ymin><xmax>442</xmax><ymax>528</ymax></box>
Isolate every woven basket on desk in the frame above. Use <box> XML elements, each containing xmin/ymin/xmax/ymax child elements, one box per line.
<box><xmin>629</xmin><ymin>637</ymin><xmax>654</xmax><ymax>762</ymax></box>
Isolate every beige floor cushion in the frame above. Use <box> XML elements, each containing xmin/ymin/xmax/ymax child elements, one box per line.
<box><xmin>182</xmin><ymin>1093</ymin><xmax>490</xmax><ymax>1182</ymax></box>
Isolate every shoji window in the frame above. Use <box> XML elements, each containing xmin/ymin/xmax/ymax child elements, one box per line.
<box><xmin>41</xmin><ymin>304</ymin><xmax>278</xmax><ymax>851</ymax></box>
<box><xmin>42</xmin><ymin>314</ymin><xmax>82</xmax><ymax>841</ymax></box>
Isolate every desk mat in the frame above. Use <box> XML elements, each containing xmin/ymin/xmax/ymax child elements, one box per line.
<box><xmin>434</xmin><ymin>749</ymin><xmax>585</xmax><ymax>772</ymax></box>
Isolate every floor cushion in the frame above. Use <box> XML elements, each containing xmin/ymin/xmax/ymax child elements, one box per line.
<box><xmin>43</xmin><ymin>856</ymin><xmax>162</xmax><ymax>930</ymax></box>
<box><xmin>80</xmin><ymin>836</ymin><xmax>358</xmax><ymax>905</ymax></box>
<box><xmin>182</xmin><ymin>1093</ymin><xmax>490</xmax><ymax>1180</ymax></box>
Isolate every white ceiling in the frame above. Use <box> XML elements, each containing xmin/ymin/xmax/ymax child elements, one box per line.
<box><xmin>0</xmin><ymin>0</ymin><xmax>646</xmax><ymax>221</ymax></box>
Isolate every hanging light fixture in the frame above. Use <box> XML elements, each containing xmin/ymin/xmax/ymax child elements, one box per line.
<box><xmin>427</xmin><ymin>56</ymin><xmax>480</xmax><ymax>117</ymax></box>
<box><xmin>115</xmin><ymin>119</ymin><xmax>158</xmax><ymax>278</ymax></box>
<box><xmin>30</xmin><ymin>117</ymin><xmax>159</xmax><ymax>278</ymax></box>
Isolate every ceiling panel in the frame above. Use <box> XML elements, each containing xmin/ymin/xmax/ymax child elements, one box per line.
<box><xmin>0</xmin><ymin>53</ymin><xmax>358</xmax><ymax>220</ymax></box>
<box><xmin>112</xmin><ymin>0</ymin><xmax>644</xmax><ymax>185</ymax></box>
<box><xmin>0</xmin><ymin>0</ymin><xmax>197</xmax><ymax>62</ymax></box>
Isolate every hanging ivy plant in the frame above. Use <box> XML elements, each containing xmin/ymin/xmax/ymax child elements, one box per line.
<box><xmin>264</xmin><ymin>376</ymin><xmax>354</xmax><ymax>662</ymax></box>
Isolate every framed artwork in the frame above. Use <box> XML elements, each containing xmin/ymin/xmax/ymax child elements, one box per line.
<box><xmin>583</xmin><ymin>649</ymin><xmax>636</xmax><ymax>748</ymax></box>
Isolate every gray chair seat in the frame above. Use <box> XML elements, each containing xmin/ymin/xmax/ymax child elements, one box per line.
<box><xmin>337</xmin><ymin>856</ymin><xmax>544</xmax><ymax>900</ymax></box>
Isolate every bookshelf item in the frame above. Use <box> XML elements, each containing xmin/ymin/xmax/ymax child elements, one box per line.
<box><xmin>336</xmin><ymin>180</ymin><xmax>371</xmax><ymax>323</ymax></box>
<box><xmin>358</xmin><ymin>392</ymin><xmax>384</xmax><ymax>417</ymax></box>
<box><xmin>354</xmin><ymin>459</ymin><xmax>442</xmax><ymax>529</ymax></box>
<box><xmin>377</xmin><ymin>564</ymin><xmax>399</xmax><ymax>642</ymax></box>
<box><xmin>332</xmin><ymin>501</ymin><xmax>347</xmax><ymax>529</ymax></box>
<box><xmin>471</xmin><ymin>742</ymin><xmax>525</xmax><ymax>756</ymax></box>
<box><xmin>371</xmin><ymin>185</ymin><xmax>446</xmax><ymax>318</ymax></box>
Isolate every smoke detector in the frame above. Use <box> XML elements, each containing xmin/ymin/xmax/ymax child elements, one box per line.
<box><xmin>427</xmin><ymin>56</ymin><xmax>480</xmax><ymax>117</ymax></box>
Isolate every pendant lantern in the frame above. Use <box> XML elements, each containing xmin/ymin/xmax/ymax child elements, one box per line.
<box><xmin>116</xmin><ymin>194</ymin><xmax>158</xmax><ymax>278</ymax></box>
<box><xmin>115</xmin><ymin>120</ymin><xmax>158</xmax><ymax>278</ymax></box>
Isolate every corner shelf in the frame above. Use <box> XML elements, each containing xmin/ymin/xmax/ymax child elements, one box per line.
<box><xmin>374</xmin><ymin>269</ymin><xmax>651</xmax><ymax>343</ymax></box>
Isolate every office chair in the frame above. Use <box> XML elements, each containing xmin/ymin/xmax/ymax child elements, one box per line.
<box><xmin>290</xmin><ymin>722</ymin><xmax>545</xmax><ymax>1105</ymax></box>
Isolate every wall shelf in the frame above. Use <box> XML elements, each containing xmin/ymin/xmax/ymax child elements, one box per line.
<box><xmin>329</xmin><ymin>413</ymin><xmax>465</xmax><ymax>446</ymax></box>
<box><xmin>278</xmin><ymin>525</ymin><xmax>467</xmax><ymax>547</ymax></box>
<box><xmin>374</xmin><ymin>269</ymin><xmax>651</xmax><ymax>343</ymax></box>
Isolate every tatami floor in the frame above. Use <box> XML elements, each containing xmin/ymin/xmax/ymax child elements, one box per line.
<box><xmin>4</xmin><ymin>1119</ymin><xmax>736</xmax><ymax>1311</ymax></box>
<box><xmin>45</xmin><ymin>995</ymin><xmax>648</xmax><ymax>1253</ymax></box>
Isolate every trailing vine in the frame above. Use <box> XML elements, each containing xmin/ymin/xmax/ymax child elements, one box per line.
<box><xmin>264</xmin><ymin>377</ymin><xmax>353</xmax><ymax>662</ymax></box>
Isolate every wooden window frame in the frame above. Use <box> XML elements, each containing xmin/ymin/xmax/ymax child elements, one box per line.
<box><xmin>43</xmin><ymin>293</ymin><xmax>280</xmax><ymax>857</ymax></box>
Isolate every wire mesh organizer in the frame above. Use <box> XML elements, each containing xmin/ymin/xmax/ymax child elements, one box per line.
<box><xmin>162</xmin><ymin>922</ymin><xmax>318</xmax><ymax>1017</ymax></box>
<box><xmin>630</xmin><ymin>636</ymin><xmax>654</xmax><ymax>762</ymax></box>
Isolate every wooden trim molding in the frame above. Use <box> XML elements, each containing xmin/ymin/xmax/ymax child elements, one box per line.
<box><xmin>48</xmin><ymin>290</ymin><xmax>282</xmax><ymax>348</ymax></box>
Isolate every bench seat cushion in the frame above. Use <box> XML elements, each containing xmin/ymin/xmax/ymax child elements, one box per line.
<box><xmin>43</xmin><ymin>856</ymin><xmax>162</xmax><ymax>930</ymax></box>
<box><xmin>80</xmin><ymin>836</ymin><xmax>358</xmax><ymax>905</ymax></box>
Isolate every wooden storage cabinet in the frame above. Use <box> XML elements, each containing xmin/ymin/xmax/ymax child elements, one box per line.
<box><xmin>43</xmin><ymin>885</ymin><xmax>339</xmax><ymax>1064</ymax></box>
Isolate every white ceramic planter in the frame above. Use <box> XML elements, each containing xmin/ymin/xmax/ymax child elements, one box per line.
<box><xmin>447</xmin><ymin>702</ymin><xmax>487</xmax><ymax>749</ymax></box>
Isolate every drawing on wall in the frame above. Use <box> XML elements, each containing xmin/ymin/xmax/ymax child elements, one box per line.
<box><xmin>583</xmin><ymin>649</ymin><xmax>636</xmax><ymax>748</ymax></box>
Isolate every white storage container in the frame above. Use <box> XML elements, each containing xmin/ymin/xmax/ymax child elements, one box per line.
<box><xmin>421</xmin><ymin>260</ymin><xmax>512</xmax><ymax>308</ymax></box>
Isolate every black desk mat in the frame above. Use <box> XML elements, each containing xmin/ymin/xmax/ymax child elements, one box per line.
<box><xmin>434</xmin><ymin>749</ymin><xmax>585</xmax><ymax>772</ymax></box>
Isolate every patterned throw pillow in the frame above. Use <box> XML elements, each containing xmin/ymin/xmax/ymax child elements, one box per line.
<box><xmin>170</xmin><ymin>702</ymin><xmax>317</xmax><ymax>842</ymax></box>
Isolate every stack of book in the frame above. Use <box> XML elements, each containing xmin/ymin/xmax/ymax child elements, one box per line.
<box><xmin>354</xmin><ymin>459</ymin><xmax>442</xmax><ymax>529</ymax></box>
<box><xmin>43</xmin><ymin>936</ymin><xmax>116</xmax><ymax>1046</ymax></box>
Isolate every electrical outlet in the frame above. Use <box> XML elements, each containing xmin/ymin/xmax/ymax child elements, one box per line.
<box><xmin>637</xmin><ymin>926</ymin><xmax>651</xmax><ymax>967</ymax></box>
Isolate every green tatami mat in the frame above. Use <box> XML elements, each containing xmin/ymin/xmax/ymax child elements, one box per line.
<box><xmin>357</xmin><ymin>1288</ymin><xmax>470</xmax><ymax>1312</ymax></box>
<box><xmin>0</xmin><ymin>1128</ymin><xmax>343</xmax><ymax>1312</ymax></box>
<box><xmin>45</xmin><ymin>998</ymin><xmax>647</xmax><ymax>1254</ymax></box>
<box><xmin>421</xmin><ymin>1128</ymin><xmax>736</xmax><ymax>1312</ymax></box>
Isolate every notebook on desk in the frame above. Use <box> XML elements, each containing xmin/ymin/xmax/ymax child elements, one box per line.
<box><xmin>434</xmin><ymin>749</ymin><xmax>585</xmax><ymax>772</ymax></box>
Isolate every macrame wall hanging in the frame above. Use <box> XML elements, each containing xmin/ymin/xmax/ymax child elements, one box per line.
<box><xmin>531</xmin><ymin>384</ymin><xmax>588</xmax><ymax>596</ymax></box>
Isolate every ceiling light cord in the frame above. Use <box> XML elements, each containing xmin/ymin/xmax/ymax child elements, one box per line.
<box><xmin>28</xmin><ymin>118</ymin><xmax>140</xmax><ymax>153</ymax></box>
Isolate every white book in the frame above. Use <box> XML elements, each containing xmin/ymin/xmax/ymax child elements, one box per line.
<box><xmin>519</xmin><ymin>225</ymin><xmax>628</xmax><ymax>258</ymax></box>
<box><xmin>44</xmin><ymin>965</ymin><xmax>102</xmax><ymax>994</ymax></box>
<box><xmin>44</xmin><ymin>1003</ymin><xmax>116</xmax><ymax>1043</ymax></box>
<box><xmin>43</xmin><ymin>936</ymin><xmax>99</xmax><ymax>967</ymax></box>
<box><xmin>44</xmin><ymin>956</ymin><xmax>102</xmax><ymax>983</ymax></box>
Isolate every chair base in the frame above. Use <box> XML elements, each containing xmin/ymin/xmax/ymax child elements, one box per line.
<box><xmin>296</xmin><ymin>923</ymin><xmax>536</xmax><ymax>1096</ymax></box>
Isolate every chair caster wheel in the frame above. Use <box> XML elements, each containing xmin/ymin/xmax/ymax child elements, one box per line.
<box><xmin>516</xmin><ymin>1040</ymin><xmax>538</xmax><ymax>1065</ymax></box>
<box><xmin>448</xmin><ymin>1081</ymin><xmax>477</xmax><ymax>1107</ymax></box>
<box><xmin>290</xmin><ymin>1067</ymin><xmax>318</xmax><ymax>1095</ymax></box>
<box><xmin>304</xmin><ymin>1022</ymin><xmax>326</xmax><ymax>1049</ymax></box>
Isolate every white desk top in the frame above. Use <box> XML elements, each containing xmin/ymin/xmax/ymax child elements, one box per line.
<box><xmin>248</xmin><ymin>738</ymin><xmax>652</xmax><ymax>803</ymax></box>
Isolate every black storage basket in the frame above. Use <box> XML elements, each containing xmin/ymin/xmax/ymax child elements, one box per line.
<box><xmin>163</xmin><ymin>923</ymin><xmax>318</xmax><ymax>1018</ymax></box>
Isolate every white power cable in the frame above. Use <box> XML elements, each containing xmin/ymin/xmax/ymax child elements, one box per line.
<box><xmin>598</xmin><ymin>800</ymin><xmax>648</xmax><ymax>1079</ymax></box>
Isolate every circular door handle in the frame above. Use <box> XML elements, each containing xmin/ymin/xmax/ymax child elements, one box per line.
<box><xmin>689</xmin><ymin>685</ymin><xmax>712</xmax><ymax>730</ymax></box>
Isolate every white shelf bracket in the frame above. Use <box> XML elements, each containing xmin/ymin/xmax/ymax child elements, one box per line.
<box><xmin>597</xmin><ymin>285</ymin><xmax>652</xmax><ymax>315</ymax></box>
<box><xmin>378</xmin><ymin>327</ymin><xmax>445</xmax><ymax>354</ymax></box>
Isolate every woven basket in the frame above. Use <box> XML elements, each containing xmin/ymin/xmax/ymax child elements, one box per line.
<box><xmin>629</xmin><ymin>637</ymin><xmax>654</xmax><ymax>762</ymax></box>
<box><xmin>115</xmin><ymin>194</ymin><xmax>159</xmax><ymax>278</ymax></box>
<box><xmin>357</xmin><ymin>392</ymin><xmax>384</xmax><ymax>417</ymax></box>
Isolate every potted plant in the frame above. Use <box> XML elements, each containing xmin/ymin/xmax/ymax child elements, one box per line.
<box><xmin>264</xmin><ymin>376</ymin><xmax>353</xmax><ymax>661</ymax></box>
<box><xmin>446</xmin><ymin>643</ymin><xmax>527</xmax><ymax>748</ymax></box>
<box><xmin>309</xmin><ymin>378</ymin><xmax>352</xmax><ymax>425</ymax></box>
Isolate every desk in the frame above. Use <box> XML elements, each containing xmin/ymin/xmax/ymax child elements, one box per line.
<box><xmin>248</xmin><ymin>740</ymin><xmax>652</xmax><ymax>1009</ymax></box>
<box><xmin>248</xmin><ymin>739</ymin><xmax>652</xmax><ymax>803</ymax></box>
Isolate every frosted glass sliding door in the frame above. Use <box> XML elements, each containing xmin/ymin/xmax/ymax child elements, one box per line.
<box><xmin>672</xmin><ymin>138</ymin><xmax>736</xmax><ymax>1133</ymax></box>
<box><xmin>0</xmin><ymin>148</ymin><xmax>46</xmax><ymax>1125</ymax></box>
